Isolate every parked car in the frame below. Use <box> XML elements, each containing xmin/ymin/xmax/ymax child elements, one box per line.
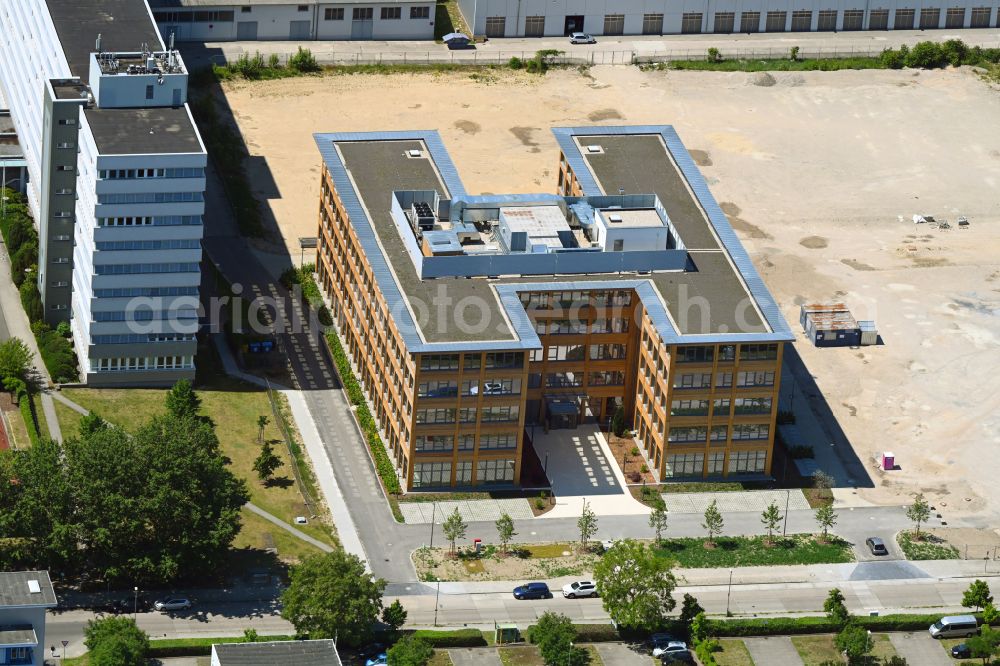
<box><xmin>951</xmin><ymin>643</ymin><xmax>972</xmax><ymax>659</ymax></box>
<box><xmin>513</xmin><ymin>582</ymin><xmax>551</xmax><ymax>600</ymax></box>
<box><xmin>561</xmin><ymin>580</ymin><xmax>598</xmax><ymax>599</ymax></box>
<box><xmin>659</xmin><ymin>644</ymin><xmax>693</xmax><ymax>664</ymax></box>
<box><xmin>153</xmin><ymin>598</ymin><xmax>191</xmax><ymax>612</ymax></box>
<box><xmin>358</xmin><ymin>643</ymin><xmax>386</xmax><ymax>659</ymax></box>
<box><xmin>601</xmin><ymin>539</ymin><xmax>619</xmax><ymax>552</ymax></box>
<box><xmin>569</xmin><ymin>32</ymin><xmax>596</xmax><ymax>44</ymax></box>
<box><xmin>365</xmin><ymin>654</ymin><xmax>387</xmax><ymax>666</ymax></box>
<box><xmin>108</xmin><ymin>597</ymin><xmax>152</xmax><ymax>614</ymax></box>
<box><xmin>651</xmin><ymin>634</ymin><xmax>687</xmax><ymax>658</ymax></box>
<box><xmin>930</xmin><ymin>615</ymin><xmax>980</xmax><ymax>639</ymax></box>
<box><xmin>866</xmin><ymin>537</ymin><xmax>888</xmax><ymax>556</ymax></box>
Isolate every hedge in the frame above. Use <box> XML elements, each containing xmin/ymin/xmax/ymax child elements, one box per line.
<box><xmin>147</xmin><ymin>635</ymin><xmax>295</xmax><ymax>658</ymax></box>
<box><xmin>280</xmin><ymin>264</ymin><xmax>332</xmax><ymax>326</ymax></box>
<box><xmin>409</xmin><ymin>629</ymin><xmax>487</xmax><ymax>648</ymax></box>
<box><xmin>325</xmin><ymin>332</ymin><xmax>402</xmax><ymax>496</ymax></box>
<box><xmin>706</xmin><ymin>613</ymin><xmax>960</xmax><ymax>637</ymax></box>
<box><xmin>19</xmin><ymin>391</ymin><xmax>40</xmax><ymax>446</ymax></box>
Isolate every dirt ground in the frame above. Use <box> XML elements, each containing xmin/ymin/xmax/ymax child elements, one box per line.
<box><xmin>221</xmin><ymin>65</ymin><xmax>1000</xmax><ymax>519</ymax></box>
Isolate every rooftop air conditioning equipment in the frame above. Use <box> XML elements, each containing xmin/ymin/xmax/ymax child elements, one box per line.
<box><xmin>407</xmin><ymin>149</ymin><xmax>423</xmax><ymax>158</ymax></box>
<box><xmin>146</xmin><ymin>57</ymin><xmax>157</xmax><ymax>71</ymax></box>
<box><xmin>586</xmin><ymin>145</ymin><xmax>603</xmax><ymax>154</ymax></box>
<box><xmin>410</xmin><ymin>201</ymin><xmax>435</xmax><ymax>231</ymax></box>
<box><xmin>608</xmin><ymin>214</ymin><xmax>623</xmax><ymax>223</ymax></box>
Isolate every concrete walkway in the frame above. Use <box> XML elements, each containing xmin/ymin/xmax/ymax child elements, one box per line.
<box><xmin>400</xmin><ymin>498</ymin><xmax>533</xmax><ymax>525</ymax></box>
<box><xmin>745</xmin><ymin>636</ymin><xmax>804</xmax><ymax>666</ymax></box>
<box><xmin>889</xmin><ymin>632</ymin><xmax>952</xmax><ymax>666</ymax></box>
<box><xmin>593</xmin><ymin>642</ymin><xmax>650</xmax><ymax>665</ymax></box>
<box><xmin>663</xmin><ymin>489</ymin><xmax>810</xmax><ymax>514</ymax></box>
<box><xmin>448</xmin><ymin>648</ymin><xmax>503</xmax><ymax>666</ymax></box>
<box><xmin>52</xmin><ymin>390</ymin><xmax>88</xmax><ymax>415</ymax></box>
<box><xmin>244</xmin><ymin>502</ymin><xmax>334</xmax><ymax>553</ymax></box>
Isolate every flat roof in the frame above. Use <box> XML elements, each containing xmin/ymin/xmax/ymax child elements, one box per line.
<box><xmin>85</xmin><ymin>107</ymin><xmax>202</xmax><ymax>155</ymax></box>
<box><xmin>151</xmin><ymin>0</ymin><xmax>412</xmax><ymax>5</ymax></box>
<box><xmin>316</xmin><ymin>127</ymin><xmax>791</xmax><ymax>351</ymax></box>
<box><xmin>600</xmin><ymin>208</ymin><xmax>664</xmax><ymax>228</ymax></box>
<box><xmin>46</xmin><ymin>0</ymin><xmax>164</xmax><ymax>78</ymax></box>
<box><xmin>0</xmin><ymin>626</ymin><xmax>37</xmax><ymax>647</ymax></box>
<box><xmin>0</xmin><ymin>571</ymin><xmax>57</xmax><ymax>608</ymax></box>
<box><xmin>213</xmin><ymin>640</ymin><xmax>341</xmax><ymax>666</ymax></box>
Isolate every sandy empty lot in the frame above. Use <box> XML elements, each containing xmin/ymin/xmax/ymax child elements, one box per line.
<box><xmin>222</xmin><ymin>65</ymin><xmax>1000</xmax><ymax>518</ymax></box>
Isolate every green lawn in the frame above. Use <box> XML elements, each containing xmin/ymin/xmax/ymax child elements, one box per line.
<box><xmin>715</xmin><ymin>639</ymin><xmax>755</xmax><ymax>666</ymax></box>
<box><xmin>791</xmin><ymin>633</ymin><xmax>895</xmax><ymax>666</ymax></box>
<box><xmin>59</xmin><ymin>365</ymin><xmax>337</xmax><ymax>560</ymax></box>
<box><xmin>653</xmin><ymin>535</ymin><xmax>854</xmax><ymax>568</ymax></box>
<box><xmin>52</xmin><ymin>398</ymin><xmax>83</xmax><ymax>440</ymax></box>
<box><xmin>662</xmin><ymin>57</ymin><xmax>885</xmax><ymax>72</ymax></box>
<box><xmin>498</xmin><ymin>645</ymin><xmax>602</xmax><ymax>665</ymax></box>
<box><xmin>897</xmin><ymin>531</ymin><xmax>960</xmax><ymax>560</ymax></box>
<box><xmin>428</xmin><ymin>650</ymin><xmax>455</xmax><ymax>666</ymax></box>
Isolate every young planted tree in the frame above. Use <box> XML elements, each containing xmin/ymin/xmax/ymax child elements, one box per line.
<box><xmin>443</xmin><ymin>508</ymin><xmax>467</xmax><ymax>555</ymax></box>
<box><xmin>761</xmin><ymin>500</ymin><xmax>782</xmax><ymax>545</ymax></box>
<box><xmin>649</xmin><ymin>503</ymin><xmax>669</xmax><ymax>546</ymax></box>
<box><xmin>823</xmin><ymin>588</ymin><xmax>851</xmax><ymax>627</ymax></box>
<box><xmin>814</xmin><ymin>504</ymin><xmax>838</xmax><ymax>542</ymax></box>
<box><xmin>0</xmin><ymin>337</ymin><xmax>33</xmax><ymax>382</ymax></box>
<box><xmin>679</xmin><ymin>593</ymin><xmax>704</xmax><ymax>627</ymax></box>
<box><xmin>702</xmin><ymin>499</ymin><xmax>724</xmax><ymax>546</ymax></box>
<box><xmin>495</xmin><ymin>512</ymin><xmax>516</xmax><ymax>554</ymax></box>
<box><xmin>256</xmin><ymin>415</ymin><xmax>269</xmax><ymax>443</ymax></box>
<box><xmin>578</xmin><ymin>500</ymin><xmax>598</xmax><ymax>552</ymax></box>
<box><xmin>253</xmin><ymin>440</ymin><xmax>283</xmax><ymax>483</ymax></box>
<box><xmin>966</xmin><ymin>625</ymin><xmax>1000</xmax><ymax>665</ymax></box>
<box><xmin>963</xmin><ymin>579</ymin><xmax>994</xmax><ymax>613</ymax></box>
<box><xmin>906</xmin><ymin>493</ymin><xmax>931</xmax><ymax>540</ymax></box>
<box><xmin>813</xmin><ymin>469</ymin><xmax>835</xmax><ymax>499</ymax></box>
<box><xmin>611</xmin><ymin>404</ymin><xmax>626</xmax><ymax>437</ymax></box>
<box><xmin>381</xmin><ymin>599</ymin><xmax>408</xmax><ymax>632</ymax></box>
<box><xmin>530</xmin><ymin>612</ymin><xmax>587</xmax><ymax>666</ymax></box>
<box><xmin>834</xmin><ymin>623</ymin><xmax>872</xmax><ymax>663</ymax></box>
<box><xmin>165</xmin><ymin>379</ymin><xmax>201</xmax><ymax>419</ymax></box>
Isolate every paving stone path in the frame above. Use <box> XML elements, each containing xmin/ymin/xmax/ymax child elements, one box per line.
<box><xmin>662</xmin><ymin>489</ymin><xmax>810</xmax><ymax>514</ymax></box>
<box><xmin>400</xmin><ymin>498</ymin><xmax>534</xmax><ymax>524</ymax></box>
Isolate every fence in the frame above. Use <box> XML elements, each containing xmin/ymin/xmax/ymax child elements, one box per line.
<box><xmin>215</xmin><ymin>44</ymin><xmax>893</xmax><ymax>68</ymax></box>
<box><xmin>264</xmin><ymin>377</ymin><xmax>318</xmax><ymax>517</ymax></box>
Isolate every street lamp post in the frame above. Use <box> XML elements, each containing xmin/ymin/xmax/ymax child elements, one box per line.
<box><xmin>133</xmin><ymin>586</ymin><xmax>139</xmax><ymax>619</ymax></box>
<box><xmin>725</xmin><ymin>569</ymin><xmax>734</xmax><ymax>616</ymax></box>
<box><xmin>782</xmin><ymin>489</ymin><xmax>791</xmax><ymax>536</ymax></box>
<box><xmin>429</xmin><ymin>502</ymin><xmax>436</xmax><ymax>549</ymax></box>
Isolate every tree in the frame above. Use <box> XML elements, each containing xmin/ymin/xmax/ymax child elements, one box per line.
<box><xmin>495</xmin><ymin>512</ymin><xmax>516</xmax><ymax>554</ymax></box>
<box><xmin>761</xmin><ymin>500</ymin><xmax>782</xmax><ymax>545</ymax></box>
<box><xmin>281</xmin><ymin>550</ymin><xmax>386</xmax><ymax>647</ymax></box>
<box><xmin>649</xmin><ymin>503</ymin><xmax>668</xmax><ymax>546</ymax></box>
<box><xmin>690</xmin><ymin>611</ymin><xmax>710</xmax><ymax>643</ymax></box>
<box><xmin>814</xmin><ymin>504</ymin><xmax>838</xmax><ymax>541</ymax></box>
<box><xmin>834</xmin><ymin>623</ymin><xmax>872</xmax><ymax>664</ymax></box>
<box><xmin>257</xmin><ymin>415</ymin><xmax>269</xmax><ymax>443</ymax></box>
<box><xmin>165</xmin><ymin>378</ymin><xmax>201</xmax><ymax>419</ymax></box>
<box><xmin>679</xmin><ymin>593</ymin><xmax>704</xmax><ymax>628</ymax></box>
<box><xmin>906</xmin><ymin>493</ymin><xmax>931</xmax><ymax>539</ymax></box>
<box><xmin>965</xmin><ymin>625</ymin><xmax>1000</xmax><ymax>665</ymax></box>
<box><xmin>78</xmin><ymin>412</ymin><xmax>108</xmax><ymax>436</ymax></box>
<box><xmin>702</xmin><ymin>499</ymin><xmax>723</xmax><ymax>546</ymax></box>
<box><xmin>530</xmin><ymin>611</ymin><xmax>587</xmax><ymax>666</ymax></box>
<box><xmin>242</xmin><ymin>628</ymin><xmax>259</xmax><ymax>643</ymax></box>
<box><xmin>593</xmin><ymin>539</ymin><xmax>677</xmax><ymax>632</ymax></box>
<box><xmin>443</xmin><ymin>508</ymin><xmax>467</xmax><ymax>555</ymax></box>
<box><xmin>0</xmin><ymin>337</ymin><xmax>33</xmax><ymax>381</ymax></box>
<box><xmin>814</xmin><ymin>470</ymin><xmax>835</xmax><ymax>498</ymax></box>
<box><xmin>983</xmin><ymin>602</ymin><xmax>999</xmax><ymax>627</ymax></box>
<box><xmin>578</xmin><ymin>500</ymin><xmax>598</xmax><ymax>552</ymax></box>
<box><xmin>823</xmin><ymin>588</ymin><xmax>850</xmax><ymax>627</ymax></box>
<box><xmin>84</xmin><ymin>616</ymin><xmax>149</xmax><ymax>666</ymax></box>
<box><xmin>963</xmin><ymin>579</ymin><xmax>994</xmax><ymax>612</ymax></box>
<box><xmin>880</xmin><ymin>658</ymin><xmax>909</xmax><ymax>666</ymax></box>
<box><xmin>253</xmin><ymin>440</ymin><xmax>283</xmax><ymax>482</ymax></box>
<box><xmin>611</xmin><ymin>404</ymin><xmax>626</xmax><ymax>437</ymax></box>
<box><xmin>385</xmin><ymin>635</ymin><xmax>433</xmax><ymax>666</ymax></box>
<box><xmin>382</xmin><ymin>599</ymin><xmax>407</xmax><ymax>632</ymax></box>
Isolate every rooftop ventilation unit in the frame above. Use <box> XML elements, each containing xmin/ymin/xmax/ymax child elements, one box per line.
<box><xmin>28</xmin><ymin>580</ymin><xmax>41</xmax><ymax>594</ymax></box>
<box><xmin>608</xmin><ymin>214</ymin><xmax>623</xmax><ymax>223</ymax></box>
<box><xmin>410</xmin><ymin>201</ymin><xmax>435</xmax><ymax>231</ymax></box>
<box><xmin>407</xmin><ymin>149</ymin><xmax>423</xmax><ymax>158</ymax></box>
<box><xmin>586</xmin><ymin>145</ymin><xmax>603</xmax><ymax>154</ymax></box>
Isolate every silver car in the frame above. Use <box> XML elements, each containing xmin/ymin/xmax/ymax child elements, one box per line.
<box><xmin>561</xmin><ymin>580</ymin><xmax>598</xmax><ymax>599</ymax></box>
<box><xmin>569</xmin><ymin>32</ymin><xmax>596</xmax><ymax>44</ymax></box>
<box><xmin>154</xmin><ymin>597</ymin><xmax>192</xmax><ymax>611</ymax></box>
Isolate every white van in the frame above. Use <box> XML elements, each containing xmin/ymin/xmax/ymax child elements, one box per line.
<box><xmin>929</xmin><ymin>615</ymin><xmax>979</xmax><ymax>638</ymax></box>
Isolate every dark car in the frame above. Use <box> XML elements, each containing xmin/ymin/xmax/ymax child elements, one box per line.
<box><xmin>866</xmin><ymin>537</ymin><xmax>888</xmax><ymax>556</ymax></box>
<box><xmin>513</xmin><ymin>582</ymin><xmax>551</xmax><ymax>600</ymax></box>
<box><xmin>951</xmin><ymin>643</ymin><xmax>971</xmax><ymax>659</ymax></box>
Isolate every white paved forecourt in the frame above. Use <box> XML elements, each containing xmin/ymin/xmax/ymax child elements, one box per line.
<box><xmin>663</xmin><ymin>489</ymin><xmax>810</xmax><ymax>514</ymax></box>
<box><xmin>400</xmin><ymin>498</ymin><xmax>535</xmax><ymax>524</ymax></box>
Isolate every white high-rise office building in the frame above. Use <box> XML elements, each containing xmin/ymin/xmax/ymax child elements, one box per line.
<box><xmin>0</xmin><ymin>0</ymin><xmax>205</xmax><ymax>385</ymax></box>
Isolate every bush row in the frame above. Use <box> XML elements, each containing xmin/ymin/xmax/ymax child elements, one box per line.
<box><xmin>0</xmin><ymin>189</ymin><xmax>79</xmax><ymax>383</ymax></box>
<box><xmin>280</xmin><ymin>264</ymin><xmax>332</xmax><ymax>326</ymax></box>
<box><xmin>325</xmin><ymin>332</ymin><xmax>402</xmax><ymax>495</ymax></box>
<box><xmin>409</xmin><ymin>628</ymin><xmax>486</xmax><ymax>647</ymax></box>
<box><xmin>18</xmin><ymin>389</ymin><xmax>40</xmax><ymax>446</ymax></box>
<box><xmin>147</xmin><ymin>635</ymin><xmax>295</xmax><ymax>658</ymax></box>
<box><xmin>879</xmin><ymin>40</ymin><xmax>1000</xmax><ymax>70</ymax></box>
<box><xmin>215</xmin><ymin>48</ymin><xmax>321</xmax><ymax>81</ymax></box>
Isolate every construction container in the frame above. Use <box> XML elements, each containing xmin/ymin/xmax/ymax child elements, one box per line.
<box><xmin>800</xmin><ymin>303</ymin><xmax>861</xmax><ymax>347</ymax></box>
<box><xmin>859</xmin><ymin>320</ymin><xmax>878</xmax><ymax>346</ymax></box>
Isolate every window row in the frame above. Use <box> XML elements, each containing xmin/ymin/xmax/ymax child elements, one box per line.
<box><xmin>97</xmin><ymin>191</ymin><xmax>203</xmax><ymax>204</ymax></box>
<box><xmin>93</xmin><ymin>333</ymin><xmax>195</xmax><ymax>345</ymax></box>
<box><xmin>93</xmin><ymin>355</ymin><xmax>194</xmax><ymax>371</ymax></box>
<box><xmin>99</xmin><ymin>168</ymin><xmax>204</xmax><ymax>180</ymax></box>
<box><xmin>95</xmin><ymin>239</ymin><xmax>200</xmax><ymax>251</ymax></box>
<box><xmin>674</xmin><ymin>343</ymin><xmax>777</xmax><ymax>364</ymax></box>
<box><xmin>663</xmin><ymin>450</ymin><xmax>767</xmax><ymax>477</ymax></box>
<box><xmin>415</xmin><ymin>405</ymin><xmax>520</xmax><ymax>424</ymax></box>
<box><xmin>414</xmin><ymin>432</ymin><xmax>518</xmax><ymax>453</ymax></box>
<box><xmin>419</xmin><ymin>352</ymin><xmax>524</xmax><ymax>372</ymax></box>
<box><xmin>94</xmin><ymin>286</ymin><xmax>198</xmax><ymax>298</ymax></box>
<box><xmin>518</xmin><ymin>290</ymin><xmax>632</xmax><ymax>310</ymax></box>
<box><xmin>417</xmin><ymin>377</ymin><xmax>523</xmax><ymax>398</ymax></box>
<box><xmin>98</xmin><ymin>215</ymin><xmax>202</xmax><ymax>227</ymax></box>
<box><xmin>153</xmin><ymin>10</ymin><xmax>234</xmax><ymax>22</ymax></box>
<box><xmin>93</xmin><ymin>310</ymin><xmax>197</xmax><ymax>322</ymax></box>
<box><xmin>534</xmin><ymin>317</ymin><xmax>630</xmax><ymax>335</ymax></box>
<box><xmin>412</xmin><ymin>459</ymin><xmax>516</xmax><ymax>487</ymax></box>
<box><xmin>668</xmin><ymin>423</ymin><xmax>770</xmax><ymax>442</ymax></box>
<box><xmin>95</xmin><ymin>262</ymin><xmax>200</xmax><ymax>275</ymax></box>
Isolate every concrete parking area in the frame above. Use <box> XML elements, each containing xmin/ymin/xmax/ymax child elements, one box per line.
<box><xmin>889</xmin><ymin>632</ymin><xmax>952</xmax><ymax>666</ymax></box>
<box><xmin>745</xmin><ymin>636</ymin><xmax>805</xmax><ymax>666</ymax></box>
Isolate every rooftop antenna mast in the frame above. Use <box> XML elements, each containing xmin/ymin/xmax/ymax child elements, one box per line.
<box><xmin>95</xmin><ymin>33</ymin><xmax>102</xmax><ymax>54</ymax></box>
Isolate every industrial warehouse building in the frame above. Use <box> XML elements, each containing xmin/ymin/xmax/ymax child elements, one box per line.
<box><xmin>314</xmin><ymin>126</ymin><xmax>794</xmax><ymax>491</ymax></box>
<box><xmin>149</xmin><ymin>0</ymin><xmax>435</xmax><ymax>41</ymax></box>
<box><xmin>0</xmin><ymin>0</ymin><xmax>205</xmax><ymax>385</ymax></box>
<box><xmin>456</xmin><ymin>0</ymin><xmax>998</xmax><ymax>36</ymax></box>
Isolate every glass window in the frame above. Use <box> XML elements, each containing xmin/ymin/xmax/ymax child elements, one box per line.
<box><xmin>415</xmin><ymin>408</ymin><xmax>455</xmax><ymax>424</ymax></box>
<box><xmin>455</xmin><ymin>461</ymin><xmax>473</xmax><ymax>483</ymax></box>
<box><xmin>589</xmin><ymin>344</ymin><xmax>626</xmax><ymax>360</ymax></box>
<box><xmin>481</xmin><ymin>405</ymin><xmax>519</xmax><ymax>422</ymax></box>
<box><xmin>420</xmin><ymin>354</ymin><xmax>459</xmax><ymax>371</ymax></box>
<box><xmin>732</xmin><ymin>423</ymin><xmax>769</xmax><ymax>441</ymax></box>
<box><xmin>415</xmin><ymin>435</ymin><xmax>454</xmax><ymax>452</ymax></box>
<box><xmin>676</xmin><ymin>346</ymin><xmax>714</xmax><ymax>363</ymax></box>
<box><xmin>665</xmin><ymin>453</ymin><xmax>704</xmax><ymax>477</ymax></box>
<box><xmin>670</xmin><ymin>399</ymin><xmax>710</xmax><ymax>417</ymax></box>
<box><xmin>477</xmin><ymin>458</ymin><xmax>515</xmax><ymax>483</ymax></box>
<box><xmin>710</xmin><ymin>426</ymin><xmax>728</xmax><ymax>442</ymax></box>
<box><xmin>733</xmin><ymin>397</ymin><xmax>772</xmax><ymax>415</ymax></box>
<box><xmin>413</xmin><ymin>462</ymin><xmax>451</xmax><ymax>487</ymax></box>
<box><xmin>728</xmin><ymin>450</ymin><xmax>767</xmax><ymax>474</ymax></box>
<box><xmin>463</xmin><ymin>353</ymin><xmax>482</xmax><ymax>371</ymax></box>
<box><xmin>325</xmin><ymin>7</ymin><xmax>344</xmax><ymax>19</ymax></box>
<box><xmin>668</xmin><ymin>426</ymin><xmax>708</xmax><ymax>443</ymax></box>
<box><xmin>480</xmin><ymin>433</ymin><xmax>518</xmax><ymax>450</ymax></box>
<box><xmin>458</xmin><ymin>407</ymin><xmax>478</xmax><ymax>423</ymax></box>
<box><xmin>739</xmin><ymin>344</ymin><xmax>778</xmax><ymax>361</ymax></box>
<box><xmin>707</xmin><ymin>452</ymin><xmax>725</xmax><ymax>474</ymax></box>
<box><xmin>737</xmin><ymin>371</ymin><xmax>775</xmax><ymax>387</ymax></box>
<box><xmin>458</xmin><ymin>434</ymin><xmax>475</xmax><ymax>451</ymax></box>
<box><xmin>675</xmin><ymin>373</ymin><xmax>711</xmax><ymax>389</ymax></box>
<box><xmin>410</xmin><ymin>6</ymin><xmax>430</xmax><ymax>19</ymax></box>
<box><xmin>381</xmin><ymin>6</ymin><xmax>401</xmax><ymax>19</ymax></box>
<box><xmin>712</xmin><ymin>399</ymin><xmax>731</xmax><ymax>416</ymax></box>
<box><xmin>548</xmin><ymin>345</ymin><xmax>586</xmax><ymax>362</ymax></box>
<box><xmin>485</xmin><ymin>352</ymin><xmax>523</xmax><ymax>369</ymax></box>
<box><xmin>546</xmin><ymin>372</ymin><xmax>582</xmax><ymax>388</ymax></box>
<box><xmin>417</xmin><ymin>380</ymin><xmax>458</xmax><ymax>398</ymax></box>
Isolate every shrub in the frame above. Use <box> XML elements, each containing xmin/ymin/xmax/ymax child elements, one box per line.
<box><xmin>508</xmin><ymin>56</ymin><xmax>524</xmax><ymax>69</ymax></box>
<box><xmin>707</xmin><ymin>48</ymin><xmax>721</xmax><ymax>63</ymax></box>
<box><xmin>611</xmin><ymin>404</ymin><xmax>626</xmax><ymax>437</ymax></box>
<box><xmin>695</xmin><ymin>639</ymin><xmax>721</xmax><ymax>666</ymax></box>
<box><xmin>36</xmin><ymin>323</ymin><xmax>79</xmax><ymax>382</ymax></box>
<box><xmin>267</xmin><ymin>53</ymin><xmax>282</xmax><ymax>69</ymax></box>
<box><xmin>409</xmin><ymin>629</ymin><xmax>486</xmax><ymax>647</ymax></box>
<box><xmin>906</xmin><ymin>41</ymin><xmax>947</xmax><ymax>69</ymax></box>
<box><xmin>789</xmin><ymin>46</ymin><xmax>800</xmax><ymax>61</ymax></box>
<box><xmin>19</xmin><ymin>280</ymin><xmax>42</xmax><ymax>322</ymax></box>
<box><xmin>56</xmin><ymin>321</ymin><xmax>72</xmax><ymax>338</ymax></box>
<box><xmin>289</xmin><ymin>47</ymin><xmax>321</xmax><ymax>73</ymax></box>
<box><xmin>941</xmin><ymin>39</ymin><xmax>968</xmax><ymax>67</ymax></box>
<box><xmin>386</xmin><ymin>636</ymin><xmax>433</xmax><ymax>666</ymax></box>
<box><xmin>880</xmin><ymin>48</ymin><xmax>906</xmax><ymax>69</ymax></box>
